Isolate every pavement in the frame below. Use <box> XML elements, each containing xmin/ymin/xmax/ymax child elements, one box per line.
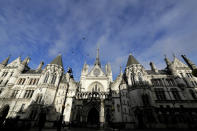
<box><xmin>28</xmin><ymin>127</ymin><xmax>115</xmax><ymax>131</ymax></box>
<box><xmin>25</xmin><ymin>128</ymin><xmax>196</xmax><ymax>131</ymax></box>
<box><xmin>26</xmin><ymin>127</ymin><xmax>196</xmax><ymax>131</ymax></box>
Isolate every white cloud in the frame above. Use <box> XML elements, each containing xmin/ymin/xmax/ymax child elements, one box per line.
<box><xmin>0</xmin><ymin>0</ymin><xmax>197</xmax><ymax>80</ymax></box>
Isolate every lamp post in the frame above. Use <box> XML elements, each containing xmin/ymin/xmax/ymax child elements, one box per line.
<box><xmin>57</xmin><ymin>67</ymin><xmax>72</xmax><ymax>131</ymax></box>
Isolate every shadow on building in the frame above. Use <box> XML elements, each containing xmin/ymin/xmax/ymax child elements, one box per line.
<box><xmin>0</xmin><ymin>101</ymin><xmax>62</xmax><ymax>131</ymax></box>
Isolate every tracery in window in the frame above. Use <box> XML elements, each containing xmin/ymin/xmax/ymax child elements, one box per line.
<box><xmin>44</xmin><ymin>72</ymin><xmax>49</xmax><ymax>83</ymax></box>
<box><xmin>51</xmin><ymin>74</ymin><xmax>57</xmax><ymax>84</ymax></box>
<box><xmin>92</xmin><ymin>84</ymin><xmax>100</xmax><ymax>92</ymax></box>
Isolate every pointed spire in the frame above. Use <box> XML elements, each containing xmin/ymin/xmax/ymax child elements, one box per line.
<box><xmin>50</xmin><ymin>54</ymin><xmax>63</xmax><ymax>67</ymax></box>
<box><xmin>164</xmin><ymin>55</ymin><xmax>171</xmax><ymax>66</ymax></box>
<box><xmin>120</xmin><ymin>66</ymin><xmax>123</xmax><ymax>75</ymax></box>
<box><xmin>82</xmin><ymin>61</ymin><xmax>88</xmax><ymax>71</ymax></box>
<box><xmin>173</xmin><ymin>53</ymin><xmax>176</xmax><ymax>59</ymax></box>
<box><xmin>22</xmin><ymin>56</ymin><xmax>30</xmax><ymax>65</ymax></box>
<box><xmin>36</xmin><ymin>61</ymin><xmax>44</xmax><ymax>71</ymax></box>
<box><xmin>181</xmin><ymin>55</ymin><xmax>197</xmax><ymax>70</ymax></box>
<box><xmin>126</xmin><ymin>53</ymin><xmax>139</xmax><ymax>67</ymax></box>
<box><xmin>94</xmin><ymin>48</ymin><xmax>101</xmax><ymax>67</ymax></box>
<box><xmin>150</xmin><ymin>62</ymin><xmax>158</xmax><ymax>73</ymax></box>
<box><xmin>1</xmin><ymin>55</ymin><xmax>10</xmax><ymax>66</ymax></box>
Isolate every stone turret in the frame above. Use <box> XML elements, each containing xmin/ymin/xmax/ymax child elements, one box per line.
<box><xmin>125</xmin><ymin>53</ymin><xmax>147</xmax><ymax>87</ymax></box>
<box><xmin>126</xmin><ymin>53</ymin><xmax>139</xmax><ymax>67</ymax></box>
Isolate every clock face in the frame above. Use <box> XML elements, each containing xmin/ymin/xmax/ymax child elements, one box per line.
<box><xmin>94</xmin><ymin>68</ymin><xmax>100</xmax><ymax>76</ymax></box>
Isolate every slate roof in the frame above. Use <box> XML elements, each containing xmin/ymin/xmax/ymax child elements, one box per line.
<box><xmin>22</xmin><ymin>69</ymin><xmax>42</xmax><ymax>74</ymax></box>
<box><xmin>146</xmin><ymin>70</ymin><xmax>170</xmax><ymax>75</ymax></box>
<box><xmin>50</xmin><ymin>55</ymin><xmax>63</xmax><ymax>67</ymax></box>
<box><xmin>126</xmin><ymin>53</ymin><xmax>139</xmax><ymax>67</ymax></box>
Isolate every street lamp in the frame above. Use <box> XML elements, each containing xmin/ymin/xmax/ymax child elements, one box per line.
<box><xmin>57</xmin><ymin>67</ymin><xmax>72</xmax><ymax>131</ymax></box>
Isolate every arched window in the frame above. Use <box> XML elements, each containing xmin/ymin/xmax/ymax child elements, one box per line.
<box><xmin>44</xmin><ymin>72</ymin><xmax>49</xmax><ymax>83</ymax></box>
<box><xmin>22</xmin><ymin>78</ymin><xmax>26</xmax><ymax>84</ymax></box>
<box><xmin>138</xmin><ymin>72</ymin><xmax>143</xmax><ymax>84</ymax></box>
<box><xmin>92</xmin><ymin>84</ymin><xmax>100</xmax><ymax>92</ymax></box>
<box><xmin>142</xmin><ymin>94</ymin><xmax>150</xmax><ymax>106</ymax></box>
<box><xmin>18</xmin><ymin>78</ymin><xmax>22</xmax><ymax>84</ymax></box>
<box><xmin>51</xmin><ymin>74</ymin><xmax>57</xmax><ymax>84</ymax></box>
<box><xmin>36</xmin><ymin>95</ymin><xmax>43</xmax><ymax>104</ymax></box>
<box><xmin>130</xmin><ymin>73</ymin><xmax>135</xmax><ymax>85</ymax></box>
<box><xmin>189</xmin><ymin>89</ymin><xmax>197</xmax><ymax>100</ymax></box>
<box><xmin>117</xmin><ymin>104</ymin><xmax>120</xmax><ymax>112</ymax></box>
<box><xmin>33</xmin><ymin>79</ymin><xmax>37</xmax><ymax>85</ymax></box>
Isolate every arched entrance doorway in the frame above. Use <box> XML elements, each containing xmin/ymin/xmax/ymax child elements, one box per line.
<box><xmin>87</xmin><ymin>108</ymin><xmax>99</xmax><ymax>125</ymax></box>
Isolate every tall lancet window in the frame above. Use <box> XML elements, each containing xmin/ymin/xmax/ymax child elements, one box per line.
<box><xmin>92</xmin><ymin>84</ymin><xmax>100</xmax><ymax>92</ymax></box>
<box><xmin>44</xmin><ymin>72</ymin><xmax>49</xmax><ymax>83</ymax></box>
<box><xmin>130</xmin><ymin>73</ymin><xmax>135</xmax><ymax>85</ymax></box>
<box><xmin>51</xmin><ymin>74</ymin><xmax>57</xmax><ymax>84</ymax></box>
<box><xmin>138</xmin><ymin>72</ymin><xmax>143</xmax><ymax>84</ymax></box>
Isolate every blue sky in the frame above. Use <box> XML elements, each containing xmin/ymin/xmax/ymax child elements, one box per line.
<box><xmin>0</xmin><ymin>0</ymin><xmax>197</xmax><ymax>80</ymax></box>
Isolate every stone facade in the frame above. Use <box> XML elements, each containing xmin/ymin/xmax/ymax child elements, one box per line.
<box><xmin>0</xmin><ymin>50</ymin><xmax>197</xmax><ymax>129</ymax></box>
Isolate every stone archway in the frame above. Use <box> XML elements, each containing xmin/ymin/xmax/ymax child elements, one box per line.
<box><xmin>87</xmin><ymin>108</ymin><xmax>99</xmax><ymax>125</ymax></box>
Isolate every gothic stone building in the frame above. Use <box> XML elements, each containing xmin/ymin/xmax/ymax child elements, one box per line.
<box><xmin>0</xmin><ymin>50</ymin><xmax>197</xmax><ymax>129</ymax></box>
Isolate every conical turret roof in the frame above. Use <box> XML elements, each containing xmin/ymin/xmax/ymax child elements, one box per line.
<box><xmin>126</xmin><ymin>53</ymin><xmax>139</xmax><ymax>67</ymax></box>
<box><xmin>50</xmin><ymin>54</ymin><xmax>63</xmax><ymax>67</ymax></box>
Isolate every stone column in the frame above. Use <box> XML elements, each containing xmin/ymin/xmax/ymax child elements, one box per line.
<box><xmin>100</xmin><ymin>99</ymin><xmax>105</xmax><ymax>127</ymax></box>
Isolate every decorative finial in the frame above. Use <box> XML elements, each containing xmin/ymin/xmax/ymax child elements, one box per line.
<box><xmin>94</xmin><ymin>47</ymin><xmax>101</xmax><ymax>67</ymax></box>
<box><xmin>120</xmin><ymin>66</ymin><xmax>123</xmax><ymax>75</ymax></box>
<box><xmin>172</xmin><ymin>53</ymin><xmax>176</xmax><ymax>60</ymax></box>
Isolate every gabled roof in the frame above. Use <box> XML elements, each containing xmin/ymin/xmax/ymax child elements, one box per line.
<box><xmin>7</xmin><ymin>56</ymin><xmax>21</xmax><ymax>67</ymax></box>
<box><xmin>173</xmin><ymin>57</ymin><xmax>188</xmax><ymax>68</ymax></box>
<box><xmin>50</xmin><ymin>55</ymin><xmax>63</xmax><ymax>67</ymax></box>
<box><xmin>126</xmin><ymin>53</ymin><xmax>139</xmax><ymax>67</ymax></box>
